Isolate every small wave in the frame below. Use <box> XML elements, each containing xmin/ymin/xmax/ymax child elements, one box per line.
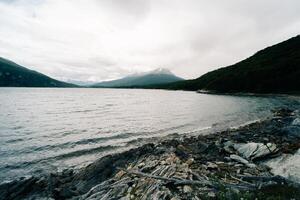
<box><xmin>5</xmin><ymin>138</ymin><xmax>24</xmax><ymax>144</ymax></box>
<box><xmin>60</xmin><ymin>129</ymin><xmax>87</xmax><ymax>137</ymax></box>
<box><xmin>229</xmin><ymin>119</ymin><xmax>261</xmax><ymax>130</ymax></box>
<box><xmin>105</xmin><ymin>103</ymin><xmax>116</xmax><ymax>107</ymax></box>
<box><xmin>2</xmin><ymin>143</ymin><xmax>127</xmax><ymax>171</ymax></box>
<box><xmin>125</xmin><ymin>126</ymin><xmax>212</xmax><ymax>146</ymax></box>
<box><xmin>184</xmin><ymin>126</ymin><xmax>212</xmax><ymax>134</ymax></box>
<box><xmin>51</xmin><ymin>144</ymin><xmax>126</xmax><ymax>160</ymax></box>
<box><xmin>49</xmin><ymin>124</ymin><xmax>193</xmax><ymax>150</ymax></box>
<box><xmin>72</xmin><ymin>109</ymin><xmax>95</xmax><ymax>113</ymax></box>
<box><xmin>28</xmin><ymin>132</ymin><xmax>145</xmax><ymax>153</ymax></box>
<box><xmin>12</xmin><ymin>126</ymin><xmax>23</xmax><ymax>130</ymax></box>
<box><xmin>3</xmin><ymin>130</ymin><xmax>172</xmax><ymax>157</ymax></box>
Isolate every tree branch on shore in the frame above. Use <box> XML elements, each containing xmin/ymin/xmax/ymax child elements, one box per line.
<box><xmin>119</xmin><ymin>168</ymin><xmax>259</xmax><ymax>191</ymax></box>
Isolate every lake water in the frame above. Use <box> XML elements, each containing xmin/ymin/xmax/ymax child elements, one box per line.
<box><xmin>0</xmin><ymin>88</ymin><xmax>299</xmax><ymax>182</ymax></box>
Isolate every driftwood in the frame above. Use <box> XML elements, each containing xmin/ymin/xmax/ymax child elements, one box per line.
<box><xmin>237</xmin><ymin>175</ymin><xmax>285</xmax><ymax>183</ymax></box>
<box><xmin>82</xmin><ymin>178</ymin><xmax>134</xmax><ymax>199</ymax></box>
<box><xmin>237</xmin><ymin>175</ymin><xmax>300</xmax><ymax>188</ymax></box>
<box><xmin>119</xmin><ymin>168</ymin><xmax>260</xmax><ymax>191</ymax></box>
<box><xmin>119</xmin><ymin>168</ymin><xmax>214</xmax><ymax>187</ymax></box>
<box><xmin>229</xmin><ymin>175</ymin><xmax>255</xmax><ymax>186</ymax></box>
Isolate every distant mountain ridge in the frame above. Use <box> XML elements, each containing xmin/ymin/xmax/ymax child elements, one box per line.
<box><xmin>0</xmin><ymin>57</ymin><xmax>76</xmax><ymax>87</ymax></box>
<box><xmin>92</xmin><ymin>68</ymin><xmax>184</xmax><ymax>88</ymax></box>
<box><xmin>65</xmin><ymin>79</ymin><xmax>97</xmax><ymax>86</ymax></box>
<box><xmin>147</xmin><ymin>35</ymin><xmax>300</xmax><ymax>94</ymax></box>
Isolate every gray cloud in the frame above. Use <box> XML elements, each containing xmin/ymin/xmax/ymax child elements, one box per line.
<box><xmin>0</xmin><ymin>0</ymin><xmax>299</xmax><ymax>81</ymax></box>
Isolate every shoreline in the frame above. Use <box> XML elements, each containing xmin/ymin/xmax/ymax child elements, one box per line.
<box><xmin>1</xmin><ymin>108</ymin><xmax>300</xmax><ymax>199</ymax></box>
<box><xmin>196</xmin><ymin>89</ymin><xmax>300</xmax><ymax>97</ymax></box>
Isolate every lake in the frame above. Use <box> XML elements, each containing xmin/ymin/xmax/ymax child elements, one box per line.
<box><xmin>0</xmin><ymin>88</ymin><xmax>299</xmax><ymax>182</ymax></box>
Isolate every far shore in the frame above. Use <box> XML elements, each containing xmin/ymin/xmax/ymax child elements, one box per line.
<box><xmin>1</xmin><ymin>86</ymin><xmax>300</xmax><ymax>97</ymax></box>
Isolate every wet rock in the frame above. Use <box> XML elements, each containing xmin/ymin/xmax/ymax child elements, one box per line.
<box><xmin>62</xmin><ymin>169</ymin><xmax>74</xmax><ymax>177</ymax></box>
<box><xmin>292</xmin><ymin>118</ymin><xmax>300</xmax><ymax>126</ymax></box>
<box><xmin>175</xmin><ymin>144</ymin><xmax>189</xmax><ymax>159</ymax></box>
<box><xmin>272</xmin><ymin>108</ymin><xmax>293</xmax><ymax>117</ymax></box>
<box><xmin>58</xmin><ymin>187</ymin><xmax>78</xmax><ymax>199</ymax></box>
<box><xmin>191</xmin><ymin>141</ymin><xmax>209</xmax><ymax>154</ymax></box>
<box><xmin>282</xmin><ymin>126</ymin><xmax>300</xmax><ymax>139</ymax></box>
<box><xmin>0</xmin><ymin>176</ymin><xmax>38</xmax><ymax>200</ymax></box>
<box><xmin>233</xmin><ymin>142</ymin><xmax>277</xmax><ymax>160</ymax></box>
<box><xmin>36</xmin><ymin>177</ymin><xmax>47</xmax><ymax>188</ymax></box>
<box><xmin>223</xmin><ymin>141</ymin><xmax>235</xmax><ymax>153</ymax></box>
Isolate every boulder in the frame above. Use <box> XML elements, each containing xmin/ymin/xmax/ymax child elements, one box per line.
<box><xmin>282</xmin><ymin>126</ymin><xmax>300</xmax><ymax>138</ymax></box>
<box><xmin>265</xmin><ymin>149</ymin><xmax>300</xmax><ymax>183</ymax></box>
<box><xmin>223</xmin><ymin>141</ymin><xmax>234</xmax><ymax>153</ymax></box>
<box><xmin>292</xmin><ymin>118</ymin><xmax>300</xmax><ymax>126</ymax></box>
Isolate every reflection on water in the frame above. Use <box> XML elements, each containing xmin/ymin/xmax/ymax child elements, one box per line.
<box><xmin>0</xmin><ymin>88</ymin><xmax>299</xmax><ymax>182</ymax></box>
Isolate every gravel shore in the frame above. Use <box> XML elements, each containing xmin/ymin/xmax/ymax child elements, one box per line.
<box><xmin>1</xmin><ymin>108</ymin><xmax>300</xmax><ymax>200</ymax></box>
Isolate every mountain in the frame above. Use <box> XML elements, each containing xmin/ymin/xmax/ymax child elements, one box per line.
<box><xmin>149</xmin><ymin>35</ymin><xmax>300</xmax><ymax>94</ymax></box>
<box><xmin>92</xmin><ymin>68</ymin><xmax>184</xmax><ymax>88</ymax></box>
<box><xmin>0</xmin><ymin>57</ymin><xmax>76</xmax><ymax>87</ymax></box>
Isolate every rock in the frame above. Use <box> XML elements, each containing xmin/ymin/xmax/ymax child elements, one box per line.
<box><xmin>36</xmin><ymin>177</ymin><xmax>47</xmax><ymax>187</ymax></box>
<box><xmin>59</xmin><ymin>187</ymin><xmax>78</xmax><ymax>198</ymax></box>
<box><xmin>175</xmin><ymin>145</ymin><xmax>189</xmax><ymax>159</ymax></box>
<box><xmin>62</xmin><ymin>169</ymin><xmax>73</xmax><ymax>176</ymax></box>
<box><xmin>127</xmin><ymin>187</ymin><xmax>133</xmax><ymax>193</ymax></box>
<box><xmin>233</xmin><ymin>142</ymin><xmax>277</xmax><ymax>160</ymax></box>
<box><xmin>230</xmin><ymin>154</ymin><xmax>256</xmax><ymax>168</ymax></box>
<box><xmin>292</xmin><ymin>118</ymin><xmax>300</xmax><ymax>126</ymax></box>
<box><xmin>264</xmin><ymin>149</ymin><xmax>300</xmax><ymax>183</ymax></box>
<box><xmin>223</xmin><ymin>141</ymin><xmax>234</xmax><ymax>153</ymax></box>
<box><xmin>183</xmin><ymin>185</ymin><xmax>193</xmax><ymax>193</ymax></box>
<box><xmin>207</xmin><ymin>191</ymin><xmax>216</xmax><ymax>197</ymax></box>
<box><xmin>194</xmin><ymin>141</ymin><xmax>209</xmax><ymax>154</ymax></box>
<box><xmin>282</xmin><ymin>126</ymin><xmax>300</xmax><ymax>138</ymax></box>
<box><xmin>0</xmin><ymin>176</ymin><xmax>38</xmax><ymax>200</ymax></box>
<box><xmin>272</xmin><ymin>108</ymin><xmax>293</xmax><ymax>117</ymax></box>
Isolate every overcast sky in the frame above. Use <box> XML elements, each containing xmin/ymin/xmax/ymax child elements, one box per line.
<box><xmin>0</xmin><ymin>0</ymin><xmax>299</xmax><ymax>82</ymax></box>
